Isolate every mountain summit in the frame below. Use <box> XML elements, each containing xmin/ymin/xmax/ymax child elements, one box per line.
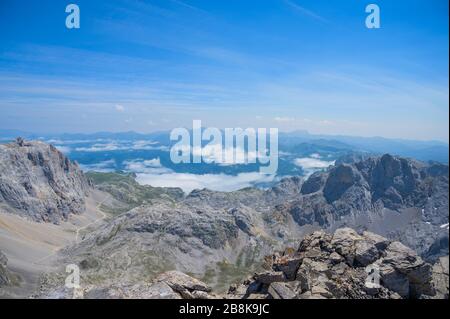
<box><xmin>0</xmin><ymin>138</ymin><xmax>91</xmax><ymax>223</ymax></box>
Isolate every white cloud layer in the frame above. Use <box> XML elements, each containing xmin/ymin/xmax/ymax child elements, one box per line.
<box><xmin>115</xmin><ymin>104</ymin><xmax>125</xmax><ymax>112</ymax></box>
<box><xmin>293</xmin><ymin>157</ymin><xmax>335</xmax><ymax>176</ymax></box>
<box><xmin>75</xmin><ymin>140</ymin><xmax>167</xmax><ymax>152</ymax></box>
<box><xmin>79</xmin><ymin>159</ymin><xmax>116</xmax><ymax>172</ymax></box>
<box><xmin>123</xmin><ymin>158</ymin><xmax>172</xmax><ymax>174</ymax></box>
<box><xmin>136</xmin><ymin>171</ymin><xmax>275</xmax><ymax>193</ymax></box>
<box><xmin>54</xmin><ymin>145</ymin><xmax>71</xmax><ymax>154</ymax></box>
<box><xmin>121</xmin><ymin>158</ymin><xmax>274</xmax><ymax>193</ymax></box>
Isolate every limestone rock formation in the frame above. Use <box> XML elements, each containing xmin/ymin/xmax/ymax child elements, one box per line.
<box><xmin>229</xmin><ymin>228</ymin><xmax>439</xmax><ymax>299</ymax></box>
<box><xmin>284</xmin><ymin>154</ymin><xmax>449</xmax><ymax>258</ymax></box>
<box><xmin>0</xmin><ymin>138</ymin><xmax>91</xmax><ymax>223</ymax></box>
<box><xmin>37</xmin><ymin>228</ymin><xmax>448</xmax><ymax>299</ymax></box>
<box><xmin>40</xmin><ymin>270</ymin><xmax>215</xmax><ymax>299</ymax></box>
<box><xmin>56</xmin><ymin>201</ymin><xmax>278</xmax><ymax>293</ymax></box>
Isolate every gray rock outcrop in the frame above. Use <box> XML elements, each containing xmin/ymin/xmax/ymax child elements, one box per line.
<box><xmin>40</xmin><ymin>270</ymin><xmax>215</xmax><ymax>299</ymax></box>
<box><xmin>284</xmin><ymin>154</ymin><xmax>449</xmax><ymax>258</ymax></box>
<box><xmin>0</xmin><ymin>138</ymin><xmax>91</xmax><ymax>223</ymax></box>
<box><xmin>38</xmin><ymin>228</ymin><xmax>448</xmax><ymax>299</ymax></box>
<box><xmin>229</xmin><ymin>228</ymin><xmax>439</xmax><ymax>299</ymax></box>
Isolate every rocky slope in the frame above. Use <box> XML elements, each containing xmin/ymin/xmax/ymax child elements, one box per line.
<box><xmin>1</xmin><ymin>140</ymin><xmax>447</xmax><ymax>298</ymax></box>
<box><xmin>41</xmin><ymin>270</ymin><xmax>217</xmax><ymax>299</ymax></box>
<box><xmin>47</xmin><ymin>177</ymin><xmax>307</xmax><ymax>292</ymax></box>
<box><xmin>0</xmin><ymin>138</ymin><xmax>91</xmax><ymax>223</ymax></box>
<box><xmin>38</xmin><ymin>228</ymin><xmax>448</xmax><ymax>299</ymax></box>
<box><xmin>37</xmin><ymin>153</ymin><xmax>445</xmax><ymax>292</ymax></box>
<box><xmin>57</xmin><ymin>201</ymin><xmax>279</xmax><ymax>292</ymax></box>
<box><xmin>34</xmin><ymin>154</ymin><xmax>446</xmax><ymax>297</ymax></box>
<box><xmin>282</xmin><ymin>154</ymin><xmax>449</xmax><ymax>259</ymax></box>
<box><xmin>85</xmin><ymin>171</ymin><xmax>184</xmax><ymax>215</ymax></box>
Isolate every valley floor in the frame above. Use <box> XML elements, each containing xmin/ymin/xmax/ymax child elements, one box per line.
<box><xmin>0</xmin><ymin>189</ymin><xmax>109</xmax><ymax>298</ymax></box>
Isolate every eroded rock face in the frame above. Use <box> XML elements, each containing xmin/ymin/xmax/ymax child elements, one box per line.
<box><xmin>0</xmin><ymin>138</ymin><xmax>91</xmax><ymax>223</ymax></box>
<box><xmin>375</xmin><ymin>241</ymin><xmax>434</xmax><ymax>298</ymax></box>
<box><xmin>284</xmin><ymin>154</ymin><xmax>448</xmax><ymax>259</ymax></box>
<box><xmin>301</xmin><ymin>172</ymin><xmax>326</xmax><ymax>195</ymax></box>
<box><xmin>323</xmin><ymin>164</ymin><xmax>367</xmax><ymax>204</ymax></box>
<box><xmin>295</xmin><ymin>154</ymin><xmax>448</xmax><ymax>225</ymax></box>
<box><xmin>367</xmin><ymin>154</ymin><xmax>418</xmax><ymax>208</ymax></box>
<box><xmin>230</xmin><ymin>228</ymin><xmax>438</xmax><ymax>299</ymax></box>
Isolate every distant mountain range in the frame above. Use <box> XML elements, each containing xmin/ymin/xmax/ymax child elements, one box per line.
<box><xmin>1</xmin><ymin>129</ymin><xmax>448</xmax><ymax>164</ymax></box>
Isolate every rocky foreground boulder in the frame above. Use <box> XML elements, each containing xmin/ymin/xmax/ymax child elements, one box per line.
<box><xmin>0</xmin><ymin>138</ymin><xmax>91</xmax><ymax>223</ymax></box>
<box><xmin>83</xmin><ymin>271</ymin><xmax>216</xmax><ymax>299</ymax></box>
<box><xmin>227</xmin><ymin>228</ymin><xmax>447</xmax><ymax>299</ymax></box>
<box><xmin>39</xmin><ymin>270</ymin><xmax>217</xmax><ymax>299</ymax></box>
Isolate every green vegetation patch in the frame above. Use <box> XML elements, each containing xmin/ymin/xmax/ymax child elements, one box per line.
<box><xmin>86</xmin><ymin>171</ymin><xmax>184</xmax><ymax>214</ymax></box>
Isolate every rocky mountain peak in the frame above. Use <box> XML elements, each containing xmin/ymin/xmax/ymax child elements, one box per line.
<box><xmin>323</xmin><ymin>164</ymin><xmax>366</xmax><ymax>203</ymax></box>
<box><xmin>0</xmin><ymin>139</ymin><xmax>92</xmax><ymax>223</ymax></box>
<box><xmin>288</xmin><ymin>153</ymin><xmax>448</xmax><ymax>221</ymax></box>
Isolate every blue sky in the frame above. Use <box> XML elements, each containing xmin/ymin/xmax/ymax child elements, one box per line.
<box><xmin>0</xmin><ymin>0</ymin><xmax>448</xmax><ymax>141</ymax></box>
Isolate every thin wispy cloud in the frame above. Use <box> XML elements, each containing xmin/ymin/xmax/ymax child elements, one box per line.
<box><xmin>283</xmin><ymin>0</ymin><xmax>329</xmax><ymax>24</ymax></box>
<box><xmin>0</xmin><ymin>63</ymin><xmax>447</xmax><ymax>140</ymax></box>
<box><xmin>79</xmin><ymin>159</ymin><xmax>117</xmax><ymax>172</ymax></box>
<box><xmin>74</xmin><ymin>141</ymin><xmax>167</xmax><ymax>152</ymax></box>
<box><xmin>115</xmin><ymin>104</ymin><xmax>125</xmax><ymax>112</ymax></box>
<box><xmin>293</xmin><ymin>157</ymin><xmax>335</xmax><ymax>177</ymax></box>
<box><xmin>274</xmin><ymin>117</ymin><xmax>296</xmax><ymax>123</ymax></box>
<box><xmin>168</xmin><ymin>0</ymin><xmax>209</xmax><ymax>15</ymax></box>
<box><xmin>0</xmin><ymin>1</ymin><xmax>447</xmax><ymax>141</ymax></box>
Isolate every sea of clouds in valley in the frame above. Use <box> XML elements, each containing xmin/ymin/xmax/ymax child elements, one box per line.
<box><xmin>50</xmin><ymin>138</ymin><xmax>336</xmax><ymax>192</ymax></box>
